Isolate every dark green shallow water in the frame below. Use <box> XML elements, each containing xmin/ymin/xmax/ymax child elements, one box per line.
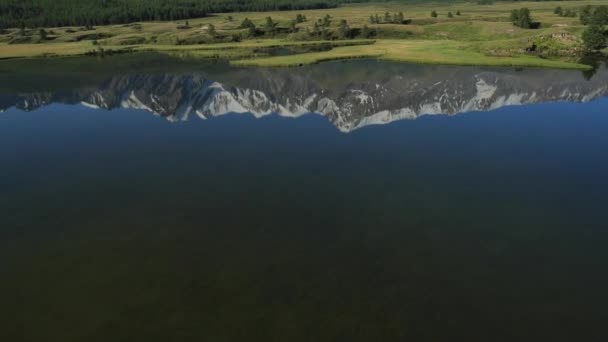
<box><xmin>1</xmin><ymin>55</ymin><xmax>608</xmax><ymax>341</ymax></box>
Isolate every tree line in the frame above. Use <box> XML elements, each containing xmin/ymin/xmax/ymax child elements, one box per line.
<box><xmin>369</xmin><ymin>12</ymin><xmax>409</xmax><ymax>25</ymax></box>
<box><xmin>0</xmin><ymin>0</ymin><xmax>339</xmax><ymax>29</ymax></box>
<box><xmin>236</xmin><ymin>15</ymin><xmax>375</xmax><ymax>40</ymax></box>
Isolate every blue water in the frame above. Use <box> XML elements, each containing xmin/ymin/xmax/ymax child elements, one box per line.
<box><xmin>1</xmin><ymin>58</ymin><xmax>608</xmax><ymax>341</ymax></box>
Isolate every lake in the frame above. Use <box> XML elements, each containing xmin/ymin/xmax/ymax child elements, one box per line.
<box><xmin>1</xmin><ymin>54</ymin><xmax>608</xmax><ymax>341</ymax></box>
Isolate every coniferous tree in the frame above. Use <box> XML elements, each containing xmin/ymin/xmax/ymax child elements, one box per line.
<box><xmin>0</xmin><ymin>0</ymin><xmax>339</xmax><ymax>28</ymax></box>
<box><xmin>397</xmin><ymin>12</ymin><xmax>405</xmax><ymax>24</ymax></box>
<box><xmin>239</xmin><ymin>18</ymin><xmax>254</xmax><ymax>29</ymax></box>
<box><xmin>361</xmin><ymin>24</ymin><xmax>372</xmax><ymax>38</ymax></box>
<box><xmin>248</xmin><ymin>24</ymin><xmax>257</xmax><ymax>38</ymax></box>
<box><xmin>511</xmin><ymin>8</ymin><xmax>533</xmax><ymax>29</ymax></box>
<box><xmin>582</xmin><ymin>24</ymin><xmax>607</xmax><ymax>51</ymax></box>
<box><xmin>580</xmin><ymin>6</ymin><xmax>593</xmax><ymax>25</ymax></box>
<box><xmin>563</xmin><ymin>9</ymin><xmax>577</xmax><ymax>18</ymax></box>
<box><xmin>207</xmin><ymin>23</ymin><xmax>216</xmax><ymax>36</ymax></box>
<box><xmin>337</xmin><ymin>19</ymin><xmax>350</xmax><ymax>39</ymax></box>
<box><xmin>591</xmin><ymin>6</ymin><xmax>608</xmax><ymax>25</ymax></box>
<box><xmin>321</xmin><ymin>27</ymin><xmax>331</xmax><ymax>40</ymax></box>
<box><xmin>264</xmin><ymin>16</ymin><xmax>276</xmax><ymax>36</ymax></box>
<box><xmin>312</xmin><ymin>22</ymin><xmax>321</xmax><ymax>37</ymax></box>
<box><xmin>288</xmin><ymin>20</ymin><xmax>296</xmax><ymax>33</ymax></box>
<box><xmin>322</xmin><ymin>14</ymin><xmax>331</xmax><ymax>27</ymax></box>
<box><xmin>554</xmin><ymin>6</ymin><xmax>563</xmax><ymax>16</ymax></box>
<box><xmin>384</xmin><ymin>12</ymin><xmax>391</xmax><ymax>23</ymax></box>
<box><xmin>518</xmin><ymin>8</ymin><xmax>532</xmax><ymax>29</ymax></box>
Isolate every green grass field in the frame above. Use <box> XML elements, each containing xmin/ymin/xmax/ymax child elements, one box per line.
<box><xmin>0</xmin><ymin>1</ymin><xmax>605</xmax><ymax>69</ymax></box>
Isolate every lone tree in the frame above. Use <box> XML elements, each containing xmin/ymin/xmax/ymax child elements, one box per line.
<box><xmin>582</xmin><ymin>24</ymin><xmax>607</xmax><ymax>51</ymax></box>
<box><xmin>396</xmin><ymin>12</ymin><xmax>405</xmax><ymax>24</ymax></box>
<box><xmin>511</xmin><ymin>8</ymin><xmax>534</xmax><ymax>29</ymax></box>
<box><xmin>554</xmin><ymin>6</ymin><xmax>563</xmax><ymax>16</ymax></box>
<box><xmin>337</xmin><ymin>19</ymin><xmax>351</xmax><ymax>39</ymax></box>
<box><xmin>39</xmin><ymin>28</ymin><xmax>47</xmax><ymax>40</ymax></box>
<box><xmin>288</xmin><ymin>20</ymin><xmax>297</xmax><ymax>33</ymax></box>
<box><xmin>448</xmin><ymin>12</ymin><xmax>454</xmax><ymax>18</ymax></box>
<box><xmin>322</xmin><ymin>27</ymin><xmax>331</xmax><ymax>40</ymax></box>
<box><xmin>580</xmin><ymin>5</ymin><xmax>593</xmax><ymax>25</ymax></box>
<box><xmin>207</xmin><ymin>23</ymin><xmax>216</xmax><ymax>36</ymax></box>
<box><xmin>591</xmin><ymin>6</ymin><xmax>608</xmax><ymax>25</ymax></box>
<box><xmin>248</xmin><ymin>24</ymin><xmax>257</xmax><ymax>38</ymax></box>
<box><xmin>296</xmin><ymin>14</ymin><xmax>306</xmax><ymax>23</ymax></box>
<box><xmin>384</xmin><ymin>12</ymin><xmax>392</xmax><ymax>23</ymax></box>
<box><xmin>456</xmin><ymin>11</ymin><xmax>462</xmax><ymax>16</ymax></box>
<box><xmin>264</xmin><ymin>16</ymin><xmax>277</xmax><ymax>36</ymax></box>
<box><xmin>361</xmin><ymin>24</ymin><xmax>373</xmax><ymax>38</ymax></box>
<box><xmin>312</xmin><ymin>22</ymin><xmax>321</xmax><ymax>37</ymax></box>
<box><xmin>239</xmin><ymin>18</ymin><xmax>254</xmax><ymax>29</ymax></box>
<box><xmin>431</xmin><ymin>11</ymin><xmax>438</xmax><ymax>18</ymax></box>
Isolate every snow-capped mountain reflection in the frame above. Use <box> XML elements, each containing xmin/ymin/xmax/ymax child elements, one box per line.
<box><xmin>1</xmin><ymin>61</ymin><xmax>607</xmax><ymax>132</ymax></box>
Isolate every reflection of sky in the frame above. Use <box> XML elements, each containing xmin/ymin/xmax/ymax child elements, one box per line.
<box><xmin>2</xmin><ymin>99</ymin><xmax>608</xmax><ymax>341</ymax></box>
<box><xmin>2</xmin><ymin>98</ymin><xmax>608</xmax><ymax>226</ymax></box>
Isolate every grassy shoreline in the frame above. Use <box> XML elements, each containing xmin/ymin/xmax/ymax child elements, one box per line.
<box><xmin>230</xmin><ymin>39</ymin><xmax>590</xmax><ymax>69</ymax></box>
<box><xmin>0</xmin><ymin>39</ymin><xmax>592</xmax><ymax>70</ymax></box>
<box><xmin>1</xmin><ymin>1</ymin><xmax>605</xmax><ymax>70</ymax></box>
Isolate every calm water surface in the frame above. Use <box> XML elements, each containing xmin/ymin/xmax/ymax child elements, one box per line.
<box><xmin>1</xmin><ymin>55</ymin><xmax>608</xmax><ymax>341</ymax></box>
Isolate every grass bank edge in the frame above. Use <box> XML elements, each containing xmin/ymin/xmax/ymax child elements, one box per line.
<box><xmin>0</xmin><ymin>39</ymin><xmax>593</xmax><ymax>70</ymax></box>
<box><xmin>229</xmin><ymin>39</ymin><xmax>592</xmax><ymax>69</ymax></box>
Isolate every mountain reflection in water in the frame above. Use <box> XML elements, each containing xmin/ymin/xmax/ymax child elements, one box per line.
<box><xmin>2</xmin><ymin>55</ymin><xmax>608</xmax><ymax>342</ymax></box>
<box><xmin>1</xmin><ymin>56</ymin><xmax>607</xmax><ymax>132</ymax></box>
